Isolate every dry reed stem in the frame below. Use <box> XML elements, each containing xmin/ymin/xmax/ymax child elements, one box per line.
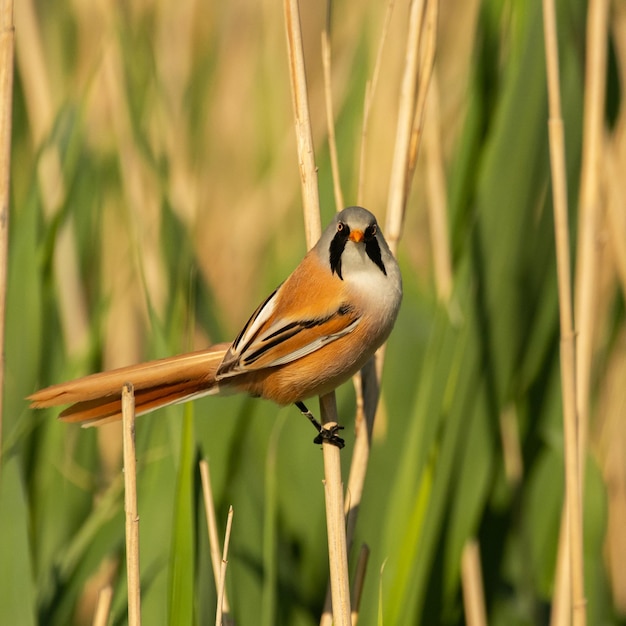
<box><xmin>553</xmin><ymin>2</ymin><xmax>609</xmax><ymax>621</ymax></box>
<box><xmin>320</xmin><ymin>379</ymin><xmax>363</xmax><ymax>622</ymax></box>
<box><xmin>357</xmin><ymin>0</ymin><xmax>395</xmax><ymax>206</ymax></box>
<box><xmin>215</xmin><ymin>505</ymin><xmax>234</xmax><ymax>626</ymax></box>
<box><xmin>385</xmin><ymin>0</ymin><xmax>426</xmax><ymax>251</ymax></box>
<box><xmin>344</xmin><ymin>357</ymin><xmax>378</xmax><ymax>521</ymax></box>
<box><xmin>574</xmin><ymin>0</ymin><xmax>608</xmax><ymax>471</ymax></box>
<box><xmin>461</xmin><ymin>540</ymin><xmax>487</xmax><ymax>626</ymax></box>
<box><xmin>595</xmin><ymin>13</ymin><xmax>626</xmax><ymax>611</ymax></box>
<box><xmin>321</xmin><ymin>30</ymin><xmax>344</xmax><ymax>211</ymax></box>
<box><xmin>406</xmin><ymin>0</ymin><xmax>438</xmax><ymax>187</ymax></box>
<box><xmin>605</xmin><ymin>142</ymin><xmax>626</xmax><ymax>294</ymax></box>
<box><xmin>319</xmin><ymin>392</ymin><xmax>351</xmax><ymax>626</ymax></box>
<box><xmin>122</xmin><ymin>383</ymin><xmax>141</xmax><ymax>626</ymax></box>
<box><xmin>283</xmin><ymin>0</ymin><xmax>321</xmax><ymax>242</ymax></box>
<box><xmin>92</xmin><ymin>585</ymin><xmax>113</xmax><ymax>626</ymax></box>
<box><xmin>349</xmin><ymin>543</ymin><xmax>369</xmax><ymax>626</ymax></box>
<box><xmin>594</xmin><ymin>328</ymin><xmax>626</xmax><ymax>613</ymax></box>
<box><xmin>541</xmin><ymin>1</ymin><xmax>587</xmax><ymax>624</ymax></box>
<box><xmin>200</xmin><ymin>459</ymin><xmax>232</xmax><ymax>618</ymax></box>
<box><xmin>0</xmin><ymin>0</ymin><xmax>14</xmax><ymax>475</ymax></box>
<box><xmin>424</xmin><ymin>73</ymin><xmax>453</xmax><ymax>303</ymax></box>
<box><xmin>283</xmin><ymin>1</ymin><xmax>352</xmax><ymax>624</ymax></box>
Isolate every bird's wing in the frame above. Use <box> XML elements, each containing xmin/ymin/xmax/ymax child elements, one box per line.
<box><xmin>216</xmin><ymin>257</ymin><xmax>361</xmax><ymax>378</ymax></box>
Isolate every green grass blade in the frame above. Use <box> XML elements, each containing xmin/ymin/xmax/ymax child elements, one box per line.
<box><xmin>0</xmin><ymin>456</ymin><xmax>37</xmax><ymax>626</ymax></box>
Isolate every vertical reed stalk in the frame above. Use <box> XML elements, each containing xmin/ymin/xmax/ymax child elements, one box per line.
<box><xmin>424</xmin><ymin>75</ymin><xmax>453</xmax><ymax>304</ymax></box>
<box><xmin>319</xmin><ymin>392</ymin><xmax>351</xmax><ymax>625</ymax></box>
<box><xmin>385</xmin><ymin>0</ymin><xmax>426</xmax><ymax>250</ymax></box>
<box><xmin>357</xmin><ymin>0</ymin><xmax>395</xmax><ymax>206</ymax></box>
<box><xmin>282</xmin><ymin>0</ymin><xmax>321</xmax><ymax>242</ymax></box>
<box><xmin>122</xmin><ymin>384</ymin><xmax>142</xmax><ymax>626</ymax></box>
<box><xmin>574</xmin><ymin>0</ymin><xmax>608</xmax><ymax>460</ymax></box>
<box><xmin>321</xmin><ymin>29</ymin><xmax>344</xmax><ymax>211</ymax></box>
<box><xmin>200</xmin><ymin>459</ymin><xmax>232</xmax><ymax>620</ymax></box>
<box><xmin>283</xmin><ymin>1</ymin><xmax>351</xmax><ymax>624</ymax></box>
<box><xmin>461</xmin><ymin>540</ymin><xmax>487</xmax><ymax>626</ymax></box>
<box><xmin>541</xmin><ymin>1</ymin><xmax>586</xmax><ymax>624</ymax></box>
<box><xmin>92</xmin><ymin>586</ymin><xmax>113</xmax><ymax>626</ymax></box>
<box><xmin>215</xmin><ymin>506</ymin><xmax>234</xmax><ymax>626</ymax></box>
<box><xmin>349</xmin><ymin>544</ymin><xmax>369</xmax><ymax>626</ymax></box>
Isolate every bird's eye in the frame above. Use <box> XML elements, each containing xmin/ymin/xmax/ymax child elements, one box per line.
<box><xmin>337</xmin><ymin>221</ymin><xmax>349</xmax><ymax>236</ymax></box>
<box><xmin>364</xmin><ymin>224</ymin><xmax>377</xmax><ymax>240</ymax></box>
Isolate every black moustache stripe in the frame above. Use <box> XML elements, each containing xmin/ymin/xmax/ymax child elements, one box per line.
<box><xmin>329</xmin><ymin>231</ymin><xmax>348</xmax><ymax>279</ymax></box>
<box><xmin>365</xmin><ymin>237</ymin><xmax>387</xmax><ymax>276</ymax></box>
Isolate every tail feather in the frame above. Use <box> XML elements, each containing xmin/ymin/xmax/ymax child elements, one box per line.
<box><xmin>28</xmin><ymin>343</ymin><xmax>230</xmax><ymax>426</ymax></box>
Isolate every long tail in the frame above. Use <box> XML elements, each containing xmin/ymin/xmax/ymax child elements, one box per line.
<box><xmin>28</xmin><ymin>343</ymin><xmax>231</xmax><ymax>427</ymax></box>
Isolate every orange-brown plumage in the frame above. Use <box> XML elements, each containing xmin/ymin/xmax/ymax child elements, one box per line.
<box><xmin>28</xmin><ymin>207</ymin><xmax>402</xmax><ymax>441</ymax></box>
<box><xmin>29</xmin><ymin>344</ymin><xmax>230</xmax><ymax>426</ymax></box>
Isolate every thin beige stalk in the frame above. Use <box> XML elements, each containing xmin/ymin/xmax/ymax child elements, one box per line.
<box><xmin>215</xmin><ymin>505</ymin><xmax>234</xmax><ymax>626</ymax></box>
<box><xmin>605</xmin><ymin>141</ymin><xmax>626</xmax><ymax>293</ymax></box>
<box><xmin>344</xmin><ymin>356</ymin><xmax>379</xmax><ymax>541</ymax></box>
<box><xmin>122</xmin><ymin>383</ymin><xmax>141</xmax><ymax>626</ymax></box>
<box><xmin>574</xmin><ymin>0</ymin><xmax>608</xmax><ymax>473</ymax></box>
<box><xmin>92</xmin><ymin>586</ymin><xmax>113</xmax><ymax>626</ymax></box>
<box><xmin>406</xmin><ymin>0</ymin><xmax>439</xmax><ymax>188</ymax></box>
<box><xmin>319</xmin><ymin>392</ymin><xmax>351</xmax><ymax>626</ymax></box>
<box><xmin>553</xmin><ymin>2</ymin><xmax>608</xmax><ymax>622</ymax></box>
<box><xmin>200</xmin><ymin>459</ymin><xmax>232</xmax><ymax>619</ymax></box>
<box><xmin>424</xmin><ymin>74</ymin><xmax>453</xmax><ymax>304</ymax></box>
<box><xmin>282</xmin><ymin>0</ymin><xmax>321</xmax><ymax>241</ymax></box>
<box><xmin>461</xmin><ymin>540</ymin><xmax>487</xmax><ymax>626</ymax></box>
<box><xmin>541</xmin><ymin>1</ymin><xmax>586</xmax><ymax>624</ymax></box>
<box><xmin>385</xmin><ymin>0</ymin><xmax>426</xmax><ymax>251</ymax></box>
<box><xmin>282</xmin><ymin>1</ymin><xmax>351</xmax><ymax>624</ymax></box>
<box><xmin>0</xmin><ymin>0</ymin><xmax>14</xmax><ymax>474</ymax></box>
<box><xmin>357</xmin><ymin>0</ymin><xmax>395</xmax><ymax>206</ymax></box>
<box><xmin>551</xmin><ymin>509</ymin><xmax>572</xmax><ymax>626</ymax></box>
<box><xmin>350</xmin><ymin>544</ymin><xmax>370</xmax><ymax>626</ymax></box>
<box><xmin>321</xmin><ymin>30</ymin><xmax>344</xmax><ymax>211</ymax></box>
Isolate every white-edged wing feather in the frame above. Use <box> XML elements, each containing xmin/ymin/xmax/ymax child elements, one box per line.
<box><xmin>216</xmin><ymin>289</ymin><xmax>361</xmax><ymax>378</ymax></box>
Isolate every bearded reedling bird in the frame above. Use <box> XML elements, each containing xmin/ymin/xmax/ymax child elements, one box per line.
<box><xmin>28</xmin><ymin>206</ymin><xmax>402</xmax><ymax>448</ymax></box>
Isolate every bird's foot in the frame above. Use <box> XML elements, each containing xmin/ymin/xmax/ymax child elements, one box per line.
<box><xmin>313</xmin><ymin>423</ymin><xmax>345</xmax><ymax>449</ymax></box>
<box><xmin>295</xmin><ymin>401</ymin><xmax>345</xmax><ymax>449</ymax></box>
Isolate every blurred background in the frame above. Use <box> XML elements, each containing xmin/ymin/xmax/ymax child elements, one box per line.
<box><xmin>1</xmin><ymin>0</ymin><xmax>625</xmax><ymax>624</ymax></box>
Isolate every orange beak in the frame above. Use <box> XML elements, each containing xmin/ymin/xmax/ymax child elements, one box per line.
<box><xmin>348</xmin><ymin>229</ymin><xmax>364</xmax><ymax>243</ymax></box>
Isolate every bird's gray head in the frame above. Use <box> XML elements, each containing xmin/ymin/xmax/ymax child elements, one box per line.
<box><xmin>317</xmin><ymin>206</ymin><xmax>392</xmax><ymax>280</ymax></box>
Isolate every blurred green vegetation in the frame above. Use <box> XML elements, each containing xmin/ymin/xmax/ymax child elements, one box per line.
<box><xmin>1</xmin><ymin>0</ymin><xmax>625</xmax><ymax>625</ymax></box>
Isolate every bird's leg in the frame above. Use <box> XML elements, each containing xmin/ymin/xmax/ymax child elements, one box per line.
<box><xmin>295</xmin><ymin>401</ymin><xmax>345</xmax><ymax>449</ymax></box>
